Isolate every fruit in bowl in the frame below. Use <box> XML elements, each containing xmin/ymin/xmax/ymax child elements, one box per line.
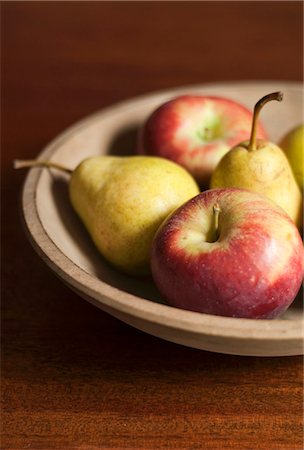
<box><xmin>138</xmin><ymin>95</ymin><xmax>267</xmax><ymax>187</ymax></box>
<box><xmin>151</xmin><ymin>188</ymin><xmax>304</xmax><ymax>319</ymax></box>
<box><xmin>15</xmin><ymin>91</ymin><xmax>303</xmax><ymax>319</ymax></box>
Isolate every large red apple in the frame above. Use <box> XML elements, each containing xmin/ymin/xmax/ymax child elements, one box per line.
<box><xmin>151</xmin><ymin>188</ymin><xmax>304</xmax><ymax>319</ymax></box>
<box><xmin>138</xmin><ymin>95</ymin><xmax>267</xmax><ymax>186</ymax></box>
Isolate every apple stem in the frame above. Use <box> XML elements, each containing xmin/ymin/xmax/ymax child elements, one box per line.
<box><xmin>213</xmin><ymin>203</ymin><xmax>221</xmax><ymax>240</ymax></box>
<box><xmin>248</xmin><ymin>92</ymin><xmax>283</xmax><ymax>151</ymax></box>
<box><xmin>13</xmin><ymin>159</ymin><xmax>72</xmax><ymax>174</ymax></box>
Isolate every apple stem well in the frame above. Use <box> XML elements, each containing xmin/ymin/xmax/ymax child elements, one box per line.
<box><xmin>14</xmin><ymin>159</ymin><xmax>72</xmax><ymax>174</ymax></box>
<box><xmin>206</xmin><ymin>203</ymin><xmax>221</xmax><ymax>243</ymax></box>
<box><xmin>248</xmin><ymin>91</ymin><xmax>283</xmax><ymax>152</ymax></box>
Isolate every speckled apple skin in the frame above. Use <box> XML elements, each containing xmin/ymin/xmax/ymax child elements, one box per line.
<box><xmin>138</xmin><ymin>96</ymin><xmax>267</xmax><ymax>187</ymax></box>
<box><xmin>151</xmin><ymin>188</ymin><xmax>304</xmax><ymax>319</ymax></box>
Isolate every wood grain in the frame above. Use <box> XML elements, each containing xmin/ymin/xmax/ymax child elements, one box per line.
<box><xmin>1</xmin><ymin>1</ymin><xmax>303</xmax><ymax>449</ymax></box>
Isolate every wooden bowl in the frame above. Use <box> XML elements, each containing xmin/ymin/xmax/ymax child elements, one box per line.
<box><xmin>20</xmin><ymin>81</ymin><xmax>304</xmax><ymax>356</ymax></box>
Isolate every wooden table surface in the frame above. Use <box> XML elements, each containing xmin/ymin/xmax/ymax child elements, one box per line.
<box><xmin>1</xmin><ymin>2</ymin><xmax>303</xmax><ymax>449</ymax></box>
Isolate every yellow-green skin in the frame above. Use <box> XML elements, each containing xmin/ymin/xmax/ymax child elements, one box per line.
<box><xmin>69</xmin><ymin>155</ymin><xmax>200</xmax><ymax>275</ymax></box>
<box><xmin>279</xmin><ymin>124</ymin><xmax>304</xmax><ymax>191</ymax></box>
<box><xmin>210</xmin><ymin>140</ymin><xmax>303</xmax><ymax>228</ymax></box>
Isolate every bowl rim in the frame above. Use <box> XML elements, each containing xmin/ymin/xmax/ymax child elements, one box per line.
<box><xmin>20</xmin><ymin>80</ymin><xmax>304</xmax><ymax>342</ymax></box>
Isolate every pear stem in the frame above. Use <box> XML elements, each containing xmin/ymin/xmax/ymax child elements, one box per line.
<box><xmin>13</xmin><ymin>159</ymin><xmax>72</xmax><ymax>174</ymax></box>
<box><xmin>248</xmin><ymin>91</ymin><xmax>283</xmax><ymax>151</ymax></box>
<box><xmin>213</xmin><ymin>203</ymin><xmax>221</xmax><ymax>241</ymax></box>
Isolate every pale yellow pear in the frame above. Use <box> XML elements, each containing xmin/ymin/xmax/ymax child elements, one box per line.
<box><xmin>69</xmin><ymin>155</ymin><xmax>200</xmax><ymax>275</ymax></box>
<box><xmin>210</xmin><ymin>92</ymin><xmax>303</xmax><ymax>228</ymax></box>
<box><xmin>279</xmin><ymin>124</ymin><xmax>304</xmax><ymax>191</ymax></box>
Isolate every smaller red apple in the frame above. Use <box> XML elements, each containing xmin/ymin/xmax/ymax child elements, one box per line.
<box><xmin>151</xmin><ymin>188</ymin><xmax>304</xmax><ymax>319</ymax></box>
<box><xmin>138</xmin><ymin>95</ymin><xmax>267</xmax><ymax>186</ymax></box>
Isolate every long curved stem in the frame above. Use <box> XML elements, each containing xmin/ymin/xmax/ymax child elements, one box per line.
<box><xmin>14</xmin><ymin>159</ymin><xmax>72</xmax><ymax>174</ymax></box>
<box><xmin>248</xmin><ymin>92</ymin><xmax>283</xmax><ymax>151</ymax></box>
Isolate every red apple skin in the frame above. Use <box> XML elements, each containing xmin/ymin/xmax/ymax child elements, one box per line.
<box><xmin>151</xmin><ymin>188</ymin><xmax>304</xmax><ymax>319</ymax></box>
<box><xmin>138</xmin><ymin>96</ymin><xmax>267</xmax><ymax>187</ymax></box>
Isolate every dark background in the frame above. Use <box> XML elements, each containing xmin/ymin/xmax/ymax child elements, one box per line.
<box><xmin>1</xmin><ymin>2</ymin><xmax>303</xmax><ymax>449</ymax></box>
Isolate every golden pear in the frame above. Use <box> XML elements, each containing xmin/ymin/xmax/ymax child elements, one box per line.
<box><xmin>15</xmin><ymin>155</ymin><xmax>199</xmax><ymax>275</ymax></box>
<box><xmin>69</xmin><ymin>155</ymin><xmax>199</xmax><ymax>275</ymax></box>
